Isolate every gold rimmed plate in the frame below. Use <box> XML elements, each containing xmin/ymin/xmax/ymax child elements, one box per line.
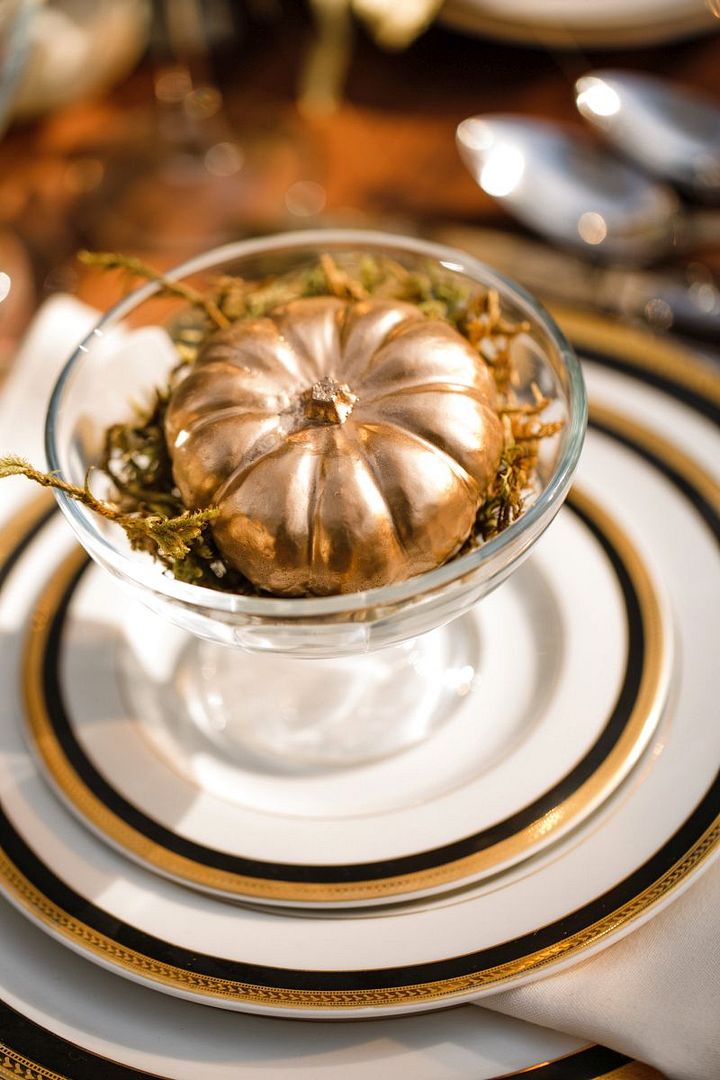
<box><xmin>19</xmin><ymin>482</ymin><xmax>669</xmax><ymax>908</ymax></box>
<box><xmin>0</xmin><ymin>358</ymin><xmax>717</xmax><ymax>1014</ymax></box>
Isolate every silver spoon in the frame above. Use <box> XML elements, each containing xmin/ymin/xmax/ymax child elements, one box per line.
<box><xmin>575</xmin><ymin>70</ymin><xmax>720</xmax><ymax>202</ymax></box>
<box><xmin>456</xmin><ymin>115</ymin><xmax>720</xmax><ymax>265</ymax></box>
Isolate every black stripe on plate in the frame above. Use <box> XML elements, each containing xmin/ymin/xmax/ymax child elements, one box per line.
<box><xmin>0</xmin><ymin>504</ymin><xmax>56</xmax><ymax>592</ymax></box>
<box><xmin>580</xmin><ymin>345</ymin><xmax>720</xmax><ymax>428</ymax></box>
<box><xmin>39</xmin><ymin>496</ymin><xmax>644</xmax><ymax>885</ymax></box>
<box><xmin>506</xmin><ymin>1045</ymin><xmax>635</xmax><ymax>1079</ymax></box>
<box><xmin>0</xmin><ymin>999</ymin><xmax>166</xmax><ymax>1080</ymax></box>
<box><xmin>0</xmin><ymin>999</ymin><xmax>633</xmax><ymax>1080</ymax></box>
<box><xmin>591</xmin><ymin>417</ymin><xmax>720</xmax><ymax>542</ymax></box>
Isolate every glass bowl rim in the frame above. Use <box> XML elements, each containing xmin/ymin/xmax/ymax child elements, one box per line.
<box><xmin>45</xmin><ymin>228</ymin><xmax>587</xmax><ymax>616</ymax></box>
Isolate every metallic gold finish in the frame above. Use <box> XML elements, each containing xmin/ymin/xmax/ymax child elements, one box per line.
<box><xmin>0</xmin><ymin>1048</ymin><xmax>66</xmax><ymax>1080</ymax></box>
<box><xmin>599</xmin><ymin>1066</ymin><xmax>667</xmax><ymax>1079</ymax></box>
<box><xmin>165</xmin><ymin>296</ymin><xmax>503</xmax><ymax>596</ymax></box>
<box><xmin>21</xmin><ymin>485</ymin><xmax>668</xmax><ymax>904</ymax></box>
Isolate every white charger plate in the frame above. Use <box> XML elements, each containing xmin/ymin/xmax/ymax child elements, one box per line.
<box><xmin>0</xmin><ymin>916</ymin><xmax>601</xmax><ymax>1080</ymax></box>
<box><xmin>19</xmin><ymin>480</ymin><xmax>669</xmax><ymax>908</ymax></box>
<box><xmin>0</xmin><ymin>323</ymin><xmax>718</xmax><ymax>1020</ymax></box>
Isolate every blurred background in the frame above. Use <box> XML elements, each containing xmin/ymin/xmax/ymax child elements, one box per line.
<box><xmin>0</xmin><ymin>0</ymin><xmax>719</xmax><ymax>377</ymax></box>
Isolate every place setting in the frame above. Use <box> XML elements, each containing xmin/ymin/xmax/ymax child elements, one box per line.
<box><xmin>0</xmin><ymin>222</ymin><xmax>716</xmax><ymax>1080</ymax></box>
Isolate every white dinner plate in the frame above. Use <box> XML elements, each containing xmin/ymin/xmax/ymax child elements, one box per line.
<box><xmin>0</xmin><ymin>912</ymin><xmax>597</xmax><ymax>1080</ymax></box>
<box><xmin>0</xmin><ymin>316</ymin><xmax>717</xmax><ymax>1020</ymax></box>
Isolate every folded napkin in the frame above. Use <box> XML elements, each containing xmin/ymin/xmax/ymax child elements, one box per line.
<box><xmin>2</xmin><ymin>296</ymin><xmax>720</xmax><ymax>1080</ymax></box>
<box><xmin>483</xmin><ymin>862</ymin><xmax>720</xmax><ymax>1079</ymax></box>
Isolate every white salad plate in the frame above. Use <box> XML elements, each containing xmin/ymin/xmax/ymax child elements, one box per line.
<box><xmin>19</xmin><ymin>481</ymin><xmax>670</xmax><ymax>908</ymax></box>
<box><xmin>0</xmin><ymin>311</ymin><xmax>718</xmax><ymax>1026</ymax></box>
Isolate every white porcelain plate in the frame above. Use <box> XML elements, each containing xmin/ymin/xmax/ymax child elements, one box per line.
<box><xmin>18</xmin><ymin>480</ymin><xmax>670</xmax><ymax>908</ymax></box>
<box><xmin>0</xmin><ymin>315</ymin><xmax>717</xmax><ymax>1022</ymax></box>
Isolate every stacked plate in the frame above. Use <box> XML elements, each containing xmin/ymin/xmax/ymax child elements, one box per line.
<box><xmin>0</xmin><ymin>307</ymin><xmax>718</xmax><ymax>1076</ymax></box>
<box><xmin>440</xmin><ymin>0</ymin><xmax>719</xmax><ymax>48</ymax></box>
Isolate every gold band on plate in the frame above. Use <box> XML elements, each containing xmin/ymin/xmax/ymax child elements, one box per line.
<box><xmin>0</xmin><ymin>1049</ymin><xmax>66</xmax><ymax>1080</ymax></box>
<box><xmin>599</xmin><ymin>1066</ymin><xmax>666</xmax><ymax>1080</ymax></box>
<box><xmin>554</xmin><ymin>305</ymin><xmax>720</xmax><ymax>410</ymax></box>
<box><xmin>496</xmin><ymin>1047</ymin><xmax>665</xmax><ymax>1079</ymax></box>
<box><xmin>20</xmin><ymin>483</ymin><xmax>667</xmax><ymax>903</ymax></box>
<box><xmin>0</xmin><ymin>492</ymin><xmax>54</xmax><ymax>564</ymax></box>
<box><xmin>589</xmin><ymin>402</ymin><xmax>720</xmax><ymax>517</ymax></box>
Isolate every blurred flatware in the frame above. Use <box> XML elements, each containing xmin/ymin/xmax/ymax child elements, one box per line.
<box><xmin>456</xmin><ymin>115</ymin><xmax>720</xmax><ymax>264</ymax></box>
<box><xmin>576</xmin><ymin>70</ymin><xmax>720</xmax><ymax>202</ymax></box>
<box><xmin>10</xmin><ymin>0</ymin><xmax>151</xmax><ymax>120</ymax></box>
<box><xmin>0</xmin><ymin>0</ymin><xmax>37</xmax><ymax>135</ymax></box>
<box><xmin>431</xmin><ymin>224</ymin><xmax>720</xmax><ymax>341</ymax></box>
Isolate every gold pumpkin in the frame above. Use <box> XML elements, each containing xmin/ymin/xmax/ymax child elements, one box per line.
<box><xmin>165</xmin><ymin>296</ymin><xmax>503</xmax><ymax>596</ymax></box>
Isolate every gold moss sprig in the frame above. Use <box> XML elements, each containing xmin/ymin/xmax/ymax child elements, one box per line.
<box><xmin>102</xmin><ymin>390</ymin><xmax>178</xmax><ymax>514</ymax></box>
<box><xmin>463</xmin><ymin>289</ymin><xmax>531</xmax><ymax>398</ymax></box>
<box><xmin>78</xmin><ymin>251</ymin><xmax>230</xmax><ymax>331</ymax></box>
<box><xmin>474</xmin><ymin>387</ymin><xmax>564</xmax><ymax>541</ymax></box>
<box><xmin>0</xmin><ymin>455</ymin><xmax>219</xmax><ymax>566</ymax></box>
<box><xmin>209</xmin><ymin>255</ymin><xmax>480</xmax><ymax>326</ymax></box>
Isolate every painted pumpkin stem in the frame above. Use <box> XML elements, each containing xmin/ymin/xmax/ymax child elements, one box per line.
<box><xmin>302</xmin><ymin>377</ymin><xmax>358</xmax><ymax>425</ymax></box>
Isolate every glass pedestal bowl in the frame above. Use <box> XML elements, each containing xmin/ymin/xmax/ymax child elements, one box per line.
<box><xmin>46</xmin><ymin>230</ymin><xmax>586</xmax><ymax>776</ymax></box>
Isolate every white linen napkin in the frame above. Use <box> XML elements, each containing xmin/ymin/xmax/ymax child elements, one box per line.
<box><xmin>482</xmin><ymin>862</ymin><xmax>720</xmax><ymax>1080</ymax></box>
<box><xmin>2</xmin><ymin>296</ymin><xmax>719</xmax><ymax>1080</ymax></box>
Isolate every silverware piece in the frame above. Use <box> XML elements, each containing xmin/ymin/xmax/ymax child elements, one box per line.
<box><xmin>431</xmin><ymin>223</ymin><xmax>720</xmax><ymax>341</ymax></box>
<box><xmin>575</xmin><ymin>70</ymin><xmax>720</xmax><ymax>202</ymax></box>
<box><xmin>456</xmin><ymin>115</ymin><xmax>720</xmax><ymax>265</ymax></box>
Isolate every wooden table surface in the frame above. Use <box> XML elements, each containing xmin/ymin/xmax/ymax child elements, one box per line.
<box><xmin>0</xmin><ymin>7</ymin><xmax>717</xmax><ymax>1076</ymax></box>
<box><xmin>0</xmin><ymin>5</ymin><xmax>719</xmax><ymax>345</ymax></box>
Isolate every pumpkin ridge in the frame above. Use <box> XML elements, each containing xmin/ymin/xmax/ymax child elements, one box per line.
<box><xmin>358</xmin><ymin>320</ymin><xmax>473</xmax><ymax>382</ymax></box>
<box><xmin>357</xmin><ymin>419</ymin><xmax>482</xmax><ymax>501</ymax></box>
<box><xmin>211</xmin><ymin>427</ymin><xmax>301</xmax><ymax>506</ymax></box>
<box><xmin>345</xmin><ymin>429</ymin><xmax>411</xmax><ymax>562</ymax></box>
<box><xmin>263</xmin><ymin>332</ymin><xmax>307</xmax><ymax>383</ymax></box>
<box><xmin>307</xmin><ymin>431</ymin><xmax>331</xmax><ymax>593</ymax></box>
<box><xmin>360</xmin><ymin>382</ymin><xmax>496</xmax><ymax>408</ymax></box>
<box><xmin>199</xmin><ymin>324</ymin><xmax>305</xmax><ymax>384</ymax></box>
<box><xmin>336</xmin><ymin>299</ymin><xmax>354</xmax><ymax>352</ymax></box>
<box><xmin>182</xmin><ymin>404</ymin><xmax>284</xmax><ymax>440</ymax></box>
<box><xmin>341</xmin><ymin>308</ymin><xmax>425</xmax><ymax>385</ymax></box>
<box><xmin>273</xmin><ymin>297</ymin><xmax>346</xmax><ymax>381</ymax></box>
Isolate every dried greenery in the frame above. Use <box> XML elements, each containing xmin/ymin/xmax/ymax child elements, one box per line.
<box><xmin>2</xmin><ymin>251</ymin><xmax>561</xmax><ymax>594</ymax></box>
<box><xmin>78</xmin><ymin>251</ymin><xmax>230</xmax><ymax>331</ymax></box>
<box><xmin>0</xmin><ymin>455</ymin><xmax>219</xmax><ymax>569</ymax></box>
<box><xmin>474</xmin><ymin>389</ymin><xmax>564</xmax><ymax>543</ymax></box>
